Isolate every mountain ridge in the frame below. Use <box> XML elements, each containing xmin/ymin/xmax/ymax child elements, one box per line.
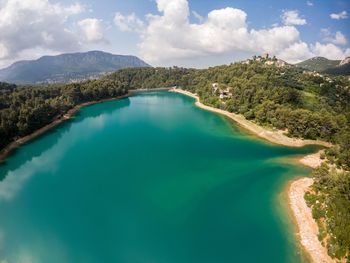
<box><xmin>296</xmin><ymin>57</ymin><xmax>340</xmax><ymax>72</ymax></box>
<box><xmin>296</xmin><ymin>56</ymin><xmax>350</xmax><ymax>75</ymax></box>
<box><xmin>0</xmin><ymin>51</ymin><xmax>151</xmax><ymax>84</ymax></box>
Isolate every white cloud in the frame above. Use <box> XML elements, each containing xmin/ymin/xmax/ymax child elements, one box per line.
<box><xmin>0</xmin><ymin>0</ymin><xmax>112</xmax><ymax>67</ymax></box>
<box><xmin>0</xmin><ymin>0</ymin><xmax>86</xmax><ymax>61</ymax></box>
<box><xmin>330</xmin><ymin>11</ymin><xmax>348</xmax><ymax>20</ymax></box>
<box><xmin>306</xmin><ymin>1</ymin><xmax>313</xmax><ymax>6</ymax></box>
<box><xmin>321</xmin><ymin>29</ymin><xmax>347</xmax><ymax>45</ymax></box>
<box><xmin>334</xmin><ymin>32</ymin><xmax>348</xmax><ymax>45</ymax></box>
<box><xmin>281</xmin><ymin>10</ymin><xmax>307</xmax><ymax>26</ymax></box>
<box><xmin>138</xmin><ymin>6</ymin><xmax>252</xmax><ymax>61</ymax></box>
<box><xmin>78</xmin><ymin>18</ymin><xmax>106</xmax><ymax>43</ymax></box>
<box><xmin>277</xmin><ymin>42</ymin><xmax>313</xmax><ymax>62</ymax></box>
<box><xmin>117</xmin><ymin>1</ymin><xmax>313</xmax><ymax>64</ymax></box>
<box><xmin>114</xmin><ymin>12</ymin><xmax>144</xmax><ymax>32</ymax></box>
<box><xmin>115</xmin><ymin>0</ymin><xmax>349</xmax><ymax>65</ymax></box>
<box><xmin>64</xmin><ymin>2</ymin><xmax>85</xmax><ymax>15</ymax></box>
<box><xmin>311</xmin><ymin>42</ymin><xmax>349</xmax><ymax>59</ymax></box>
<box><xmin>250</xmin><ymin>26</ymin><xmax>300</xmax><ymax>54</ymax></box>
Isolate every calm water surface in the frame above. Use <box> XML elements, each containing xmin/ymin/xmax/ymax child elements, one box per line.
<box><xmin>0</xmin><ymin>92</ymin><xmax>317</xmax><ymax>263</ymax></box>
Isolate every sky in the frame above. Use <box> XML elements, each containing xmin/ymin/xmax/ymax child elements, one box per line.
<box><xmin>0</xmin><ymin>0</ymin><xmax>349</xmax><ymax>68</ymax></box>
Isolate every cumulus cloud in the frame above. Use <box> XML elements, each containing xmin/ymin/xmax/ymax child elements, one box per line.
<box><xmin>63</xmin><ymin>2</ymin><xmax>85</xmax><ymax>15</ymax></box>
<box><xmin>115</xmin><ymin>1</ymin><xmax>311</xmax><ymax>63</ymax></box>
<box><xmin>321</xmin><ymin>29</ymin><xmax>347</xmax><ymax>45</ymax></box>
<box><xmin>330</xmin><ymin>11</ymin><xmax>348</xmax><ymax>20</ymax></box>
<box><xmin>311</xmin><ymin>42</ymin><xmax>350</xmax><ymax>59</ymax></box>
<box><xmin>281</xmin><ymin>10</ymin><xmax>307</xmax><ymax>26</ymax></box>
<box><xmin>332</xmin><ymin>31</ymin><xmax>347</xmax><ymax>45</ymax></box>
<box><xmin>277</xmin><ymin>42</ymin><xmax>313</xmax><ymax>62</ymax></box>
<box><xmin>114</xmin><ymin>12</ymin><xmax>144</xmax><ymax>32</ymax></box>
<box><xmin>138</xmin><ymin>6</ymin><xmax>252</xmax><ymax>61</ymax></box>
<box><xmin>306</xmin><ymin>1</ymin><xmax>313</xmax><ymax>6</ymax></box>
<box><xmin>250</xmin><ymin>26</ymin><xmax>300</xmax><ymax>54</ymax></box>
<box><xmin>114</xmin><ymin>0</ymin><xmax>349</xmax><ymax>65</ymax></box>
<box><xmin>0</xmin><ymin>0</ymin><xmax>87</xmax><ymax>60</ymax></box>
<box><xmin>78</xmin><ymin>18</ymin><xmax>106</xmax><ymax>43</ymax></box>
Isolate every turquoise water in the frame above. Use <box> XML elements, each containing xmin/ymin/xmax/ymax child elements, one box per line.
<box><xmin>0</xmin><ymin>92</ymin><xmax>317</xmax><ymax>263</ymax></box>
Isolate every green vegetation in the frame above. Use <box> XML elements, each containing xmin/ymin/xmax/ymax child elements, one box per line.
<box><xmin>305</xmin><ymin>164</ymin><xmax>350</xmax><ymax>261</ymax></box>
<box><xmin>323</xmin><ymin>62</ymin><xmax>350</xmax><ymax>76</ymax></box>
<box><xmin>296</xmin><ymin>57</ymin><xmax>340</xmax><ymax>72</ymax></box>
<box><xmin>296</xmin><ymin>56</ymin><xmax>350</xmax><ymax>76</ymax></box>
<box><xmin>0</xmin><ymin>79</ymin><xmax>126</xmax><ymax>149</ymax></box>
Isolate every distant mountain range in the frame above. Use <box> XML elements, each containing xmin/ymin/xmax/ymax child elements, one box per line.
<box><xmin>296</xmin><ymin>56</ymin><xmax>350</xmax><ymax>75</ymax></box>
<box><xmin>0</xmin><ymin>51</ymin><xmax>151</xmax><ymax>84</ymax></box>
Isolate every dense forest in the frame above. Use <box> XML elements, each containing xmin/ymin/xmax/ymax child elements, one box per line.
<box><xmin>1</xmin><ymin>59</ymin><xmax>349</xmax><ymax>259</ymax></box>
<box><xmin>0</xmin><ymin>79</ymin><xmax>127</xmax><ymax>149</ymax></box>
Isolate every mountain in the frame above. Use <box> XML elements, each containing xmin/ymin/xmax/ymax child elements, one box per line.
<box><xmin>323</xmin><ymin>57</ymin><xmax>350</xmax><ymax>76</ymax></box>
<box><xmin>296</xmin><ymin>57</ymin><xmax>340</xmax><ymax>72</ymax></box>
<box><xmin>339</xmin><ymin>57</ymin><xmax>350</xmax><ymax>66</ymax></box>
<box><xmin>0</xmin><ymin>51</ymin><xmax>151</xmax><ymax>84</ymax></box>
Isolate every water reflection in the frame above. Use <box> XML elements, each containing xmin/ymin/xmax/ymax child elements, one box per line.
<box><xmin>0</xmin><ymin>98</ymin><xmax>131</xmax><ymax>202</ymax></box>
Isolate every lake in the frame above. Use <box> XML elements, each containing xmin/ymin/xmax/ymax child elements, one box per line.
<box><xmin>0</xmin><ymin>92</ymin><xmax>317</xmax><ymax>263</ymax></box>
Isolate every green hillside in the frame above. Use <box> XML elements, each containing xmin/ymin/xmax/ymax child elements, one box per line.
<box><xmin>296</xmin><ymin>57</ymin><xmax>340</xmax><ymax>72</ymax></box>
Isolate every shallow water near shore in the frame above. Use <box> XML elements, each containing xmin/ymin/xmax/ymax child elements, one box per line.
<box><xmin>0</xmin><ymin>92</ymin><xmax>317</xmax><ymax>263</ymax></box>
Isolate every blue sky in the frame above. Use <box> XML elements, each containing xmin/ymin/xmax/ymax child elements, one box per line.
<box><xmin>0</xmin><ymin>0</ymin><xmax>349</xmax><ymax>68</ymax></box>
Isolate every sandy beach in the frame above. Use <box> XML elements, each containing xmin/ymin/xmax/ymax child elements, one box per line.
<box><xmin>288</xmin><ymin>178</ymin><xmax>335</xmax><ymax>263</ymax></box>
<box><xmin>299</xmin><ymin>150</ymin><xmax>325</xmax><ymax>168</ymax></box>
<box><xmin>170</xmin><ymin>88</ymin><xmax>334</xmax><ymax>263</ymax></box>
<box><xmin>170</xmin><ymin>88</ymin><xmax>331</xmax><ymax>148</ymax></box>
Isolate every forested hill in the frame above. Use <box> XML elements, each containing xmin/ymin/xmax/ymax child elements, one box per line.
<box><xmin>0</xmin><ymin>51</ymin><xmax>150</xmax><ymax>84</ymax></box>
<box><xmin>296</xmin><ymin>56</ymin><xmax>350</xmax><ymax>76</ymax></box>
<box><xmin>323</xmin><ymin>60</ymin><xmax>350</xmax><ymax>76</ymax></box>
<box><xmin>296</xmin><ymin>57</ymin><xmax>340</xmax><ymax>72</ymax></box>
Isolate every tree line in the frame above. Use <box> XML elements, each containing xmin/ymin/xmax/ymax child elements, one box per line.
<box><xmin>0</xmin><ymin>79</ymin><xmax>126</xmax><ymax>149</ymax></box>
<box><xmin>1</xmin><ymin>64</ymin><xmax>350</xmax><ymax>168</ymax></box>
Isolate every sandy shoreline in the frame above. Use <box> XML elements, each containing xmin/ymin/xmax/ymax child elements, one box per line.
<box><xmin>0</xmin><ymin>93</ymin><xmax>131</xmax><ymax>163</ymax></box>
<box><xmin>170</xmin><ymin>88</ymin><xmax>333</xmax><ymax>263</ymax></box>
<box><xmin>170</xmin><ymin>88</ymin><xmax>331</xmax><ymax>148</ymax></box>
<box><xmin>299</xmin><ymin>150</ymin><xmax>325</xmax><ymax>169</ymax></box>
<box><xmin>288</xmin><ymin>178</ymin><xmax>335</xmax><ymax>263</ymax></box>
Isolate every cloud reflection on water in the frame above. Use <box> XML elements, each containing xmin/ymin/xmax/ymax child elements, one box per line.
<box><xmin>0</xmin><ymin>113</ymin><xmax>110</xmax><ymax>202</ymax></box>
